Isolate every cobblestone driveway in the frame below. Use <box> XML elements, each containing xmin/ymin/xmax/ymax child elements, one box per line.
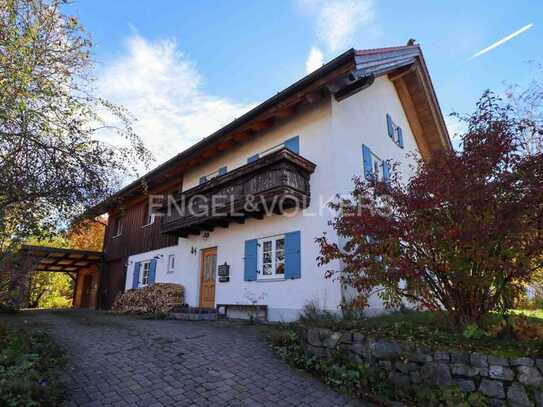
<box><xmin>3</xmin><ymin>311</ymin><xmax>366</xmax><ymax>407</ymax></box>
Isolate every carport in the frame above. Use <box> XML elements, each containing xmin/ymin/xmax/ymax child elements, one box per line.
<box><xmin>20</xmin><ymin>245</ymin><xmax>104</xmax><ymax>308</ymax></box>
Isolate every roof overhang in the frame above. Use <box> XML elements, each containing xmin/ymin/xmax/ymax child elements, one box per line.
<box><xmin>20</xmin><ymin>245</ymin><xmax>103</xmax><ymax>273</ymax></box>
<box><xmin>92</xmin><ymin>44</ymin><xmax>451</xmax><ymax>214</ymax></box>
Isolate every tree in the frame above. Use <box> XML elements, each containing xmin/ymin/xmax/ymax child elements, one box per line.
<box><xmin>66</xmin><ymin>217</ymin><xmax>106</xmax><ymax>251</ymax></box>
<box><xmin>316</xmin><ymin>92</ymin><xmax>543</xmax><ymax>327</ymax></box>
<box><xmin>0</xmin><ymin>0</ymin><xmax>151</xmax><ymax>305</ymax></box>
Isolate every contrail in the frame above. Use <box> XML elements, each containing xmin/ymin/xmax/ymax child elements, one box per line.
<box><xmin>468</xmin><ymin>23</ymin><xmax>534</xmax><ymax>60</ymax></box>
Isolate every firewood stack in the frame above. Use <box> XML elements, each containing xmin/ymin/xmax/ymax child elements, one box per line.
<box><xmin>112</xmin><ymin>283</ymin><xmax>185</xmax><ymax>314</ymax></box>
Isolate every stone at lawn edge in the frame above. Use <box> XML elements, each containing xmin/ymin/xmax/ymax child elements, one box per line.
<box><xmin>518</xmin><ymin>366</ymin><xmax>543</xmax><ymax>387</ymax></box>
<box><xmin>451</xmin><ymin>352</ymin><xmax>470</xmax><ymax>364</ymax></box>
<box><xmin>511</xmin><ymin>357</ymin><xmax>535</xmax><ymax>367</ymax></box>
<box><xmin>488</xmin><ymin>365</ymin><xmax>515</xmax><ymax>381</ymax></box>
<box><xmin>409</xmin><ymin>371</ymin><xmax>421</xmax><ymax>384</ymax></box>
<box><xmin>488</xmin><ymin>355</ymin><xmax>510</xmax><ymax>367</ymax></box>
<box><xmin>434</xmin><ymin>351</ymin><xmax>450</xmax><ymax>362</ymax></box>
<box><xmin>471</xmin><ymin>353</ymin><xmax>489</xmax><ymax>368</ymax></box>
<box><xmin>479</xmin><ymin>379</ymin><xmax>505</xmax><ymax>399</ymax></box>
<box><xmin>454</xmin><ymin>378</ymin><xmax>476</xmax><ymax>393</ymax></box>
<box><xmin>507</xmin><ymin>383</ymin><xmax>533</xmax><ymax>407</ymax></box>
<box><xmin>451</xmin><ymin>363</ymin><xmax>480</xmax><ymax>378</ymax></box>
<box><xmin>534</xmin><ymin>390</ymin><xmax>543</xmax><ymax>407</ymax></box>
<box><xmin>420</xmin><ymin>363</ymin><xmax>452</xmax><ymax>386</ymax></box>
<box><xmin>488</xmin><ymin>398</ymin><xmax>507</xmax><ymax>407</ymax></box>
<box><xmin>389</xmin><ymin>372</ymin><xmax>410</xmax><ymax>387</ymax></box>
<box><xmin>394</xmin><ymin>361</ymin><xmax>418</xmax><ymax>374</ymax></box>
<box><xmin>536</xmin><ymin>359</ymin><xmax>543</xmax><ymax>373</ymax></box>
<box><xmin>408</xmin><ymin>349</ymin><xmax>433</xmax><ymax>363</ymax></box>
<box><xmin>322</xmin><ymin>332</ymin><xmax>342</xmax><ymax>349</ymax></box>
<box><xmin>307</xmin><ymin>328</ymin><xmax>325</xmax><ymax>347</ymax></box>
<box><xmin>369</xmin><ymin>340</ymin><xmax>402</xmax><ymax>360</ymax></box>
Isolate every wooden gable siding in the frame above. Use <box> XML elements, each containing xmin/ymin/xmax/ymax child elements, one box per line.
<box><xmin>104</xmin><ymin>201</ymin><xmax>177</xmax><ymax>262</ymax></box>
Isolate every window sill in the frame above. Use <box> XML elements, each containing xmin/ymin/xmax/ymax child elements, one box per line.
<box><xmin>142</xmin><ymin>223</ymin><xmax>154</xmax><ymax>228</ymax></box>
<box><xmin>256</xmin><ymin>277</ymin><xmax>286</xmax><ymax>282</ymax></box>
<box><xmin>112</xmin><ymin>234</ymin><xmax>122</xmax><ymax>239</ymax></box>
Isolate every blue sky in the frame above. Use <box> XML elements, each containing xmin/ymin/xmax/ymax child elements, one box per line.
<box><xmin>67</xmin><ymin>0</ymin><xmax>541</xmax><ymax>165</ymax></box>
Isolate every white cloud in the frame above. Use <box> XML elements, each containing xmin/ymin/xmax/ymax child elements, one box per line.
<box><xmin>300</xmin><ymin>0</ymin><xmax>376</xmax><ymax>52</ymax></box>
<box><xmin>305</xmin><ymin>47</ymin><xmax>324</xmax><ymax>73</ymax></box>
<box><xmin>96</xmin><ymin>34</ymin><xmax>255</xmax><ymax>174</ymax></box>
<box><xmin>468</xmin><ymin>23</ymin><xmax>534</xmax><ymax>61</ymax></box>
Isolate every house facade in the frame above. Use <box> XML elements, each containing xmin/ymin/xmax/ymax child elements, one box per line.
<box><xmin>95</xmin><ymin>45</ymin><xmax>451</xmax><ymax>321</ymax></box>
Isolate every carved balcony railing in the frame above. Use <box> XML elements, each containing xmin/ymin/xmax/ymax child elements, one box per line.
<box><xmin>160</xmin><ymin>148</ymin><xmax>316</xmax><ymax>237</ymax></box>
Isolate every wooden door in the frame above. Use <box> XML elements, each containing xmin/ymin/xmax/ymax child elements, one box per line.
<box><xmin>81</xmin><ymin>274</ymin><xmax>93</xmax><ymax>308</ymax></box>
<box><xmin>199</xmin><ymin>247</ymin><xmax>217</xmax><ymax>309</ymax></box>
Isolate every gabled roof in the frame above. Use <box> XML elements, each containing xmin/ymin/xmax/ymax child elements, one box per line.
<box><xmin>93</xmin><ymin>43</ymin><xmax>451</xmax><ymax>214</ymax></box>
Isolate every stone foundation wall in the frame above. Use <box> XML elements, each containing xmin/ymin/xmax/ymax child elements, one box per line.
<box><xmin>300</xmin><ymin>326</ymin><xmax>543</xmax><ymax>407</ymax></box>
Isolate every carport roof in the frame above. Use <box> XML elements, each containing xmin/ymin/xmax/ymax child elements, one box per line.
<box><xmin>21</xmin><ymin>245</ymin><xmax>103</xmax><ymax>273</ymax></box>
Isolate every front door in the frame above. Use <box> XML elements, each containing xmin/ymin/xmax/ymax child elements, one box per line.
<box><xmin>199</xmin><ymin>247</ymin><xmax>217</xmax><ymax>309</ymax></box>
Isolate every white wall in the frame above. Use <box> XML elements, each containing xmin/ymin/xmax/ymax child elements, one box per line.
<box><xmin>126</xmin><ymin>76</ymin><xmax>422</xmax><ymax>320</ymax></box>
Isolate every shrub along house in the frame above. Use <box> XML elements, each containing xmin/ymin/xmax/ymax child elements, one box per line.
<box><xmin>93</xmin><ymin>44</ymin><xmax>451</xmax><ymax>321</ymax></box>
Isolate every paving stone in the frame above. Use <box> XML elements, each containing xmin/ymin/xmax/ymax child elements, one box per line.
<box><xmin>0</xmin><ymin>310</ymin><xmax>362</xmax><ymax>406</ymax></box>
<box><xmin>454</xmin><ymin>378</ymin><xmax>476</xmax><ymax>393</ymax></box>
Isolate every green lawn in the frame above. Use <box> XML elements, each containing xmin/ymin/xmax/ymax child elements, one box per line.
<box><xmin>299</xmin><ymin>309</ymin><xmax>543</xmax><ymax>358</ymax></box>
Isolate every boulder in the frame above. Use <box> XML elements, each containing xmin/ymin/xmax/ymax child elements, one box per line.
<box><xmin>488</xmin><ymin>365</ymin><xmax>514</xmax><ymax>381</ymax></box>
<box><xmin>507</xmin><ymin>383</ymin><xmax>533</xmax><ymax>407</ymax></box>
<box><xmin>471</xmin><ymin>352</ymin><xmax>489</xmax><ymax>368</ymax></box>
<box><xmin>369</xmin><ymin>340</ymin><xmax>402</xmax><ymax>360</ymax></box>
<box><xmin>451</xmin><ymin>363</ymin><xmax>480</xmax><ymax>378</ymax></box>
<box><xmin>518</xmin><ymin>366</ymin><xmax>543</xmax><ymax>387</ymax></box>
<box><xmin>454</xmin><ymin>378</ymin><xmax>476</xmax><ymax>393</ymax></box>
<box><xmin>479</xmin><ymin>379</ymin><xmax>505</xmax><ymax>399</ymax></box>
<box><xmin>420</xmin><ymin>363</ymin><xmax>452</xmax><ymax>386</ymax></box>
<box><xmin>511</xmin><ymin>357</ymin><xmax>535</xmax><ymax>367</ymax></box>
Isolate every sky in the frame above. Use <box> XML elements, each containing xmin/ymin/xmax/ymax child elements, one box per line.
<box><xmin>66</xmin><ymin>0</ymin><xmax>541</xmax><ymax>171</ymax></box>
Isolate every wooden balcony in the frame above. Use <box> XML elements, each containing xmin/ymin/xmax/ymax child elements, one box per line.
<box><xmin>160</xmin><ymin>148</ymin><xmax>316</xmax><ymax>237</ymax></box>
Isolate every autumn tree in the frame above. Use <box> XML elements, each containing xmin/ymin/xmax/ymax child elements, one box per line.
<box><xmin>317</xmin><ymin>92</ymin><xmax>543</xmax><ymax>327</ymax></box>
<box><xmin>0</xmin><ymin>0</ymin><xmax>151</xmax><ymax>307</ymax></box>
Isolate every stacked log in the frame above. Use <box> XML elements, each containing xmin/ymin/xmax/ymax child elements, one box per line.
<box><xmin>112</xmin><ymin>283</ymin><xmax>185</xmax><ymax>314</ymax></box>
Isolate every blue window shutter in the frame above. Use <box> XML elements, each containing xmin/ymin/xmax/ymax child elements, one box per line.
<box><xmin>199</xmin><ymin>176</ymin><xmax>207</xmax><ymax>185</ymax></box>
<box><xmin>284</xmin><ymin>136</ymin><xmax>300</xmax><ymax>154</ymax></box>
<box><xmin>247</xmin><ymin>154</ymin><xmax>259</xmax><ymax>163</ymax></box>
<box><xmin>284</xmin><ymin>231</ymin><xmax>301</xmax><ymax>279</ymax></box>
<box><xmin>386</xmin><ymin>114</ymin><xmax>394</xmax><ymax>138</ymax></box>
<box><xmin>149</xmin><ymin>259</ymin><xmax>157</xmax><ymax>284</ymax></box>
<box><xmin>362</xmin><ymin>144</ymin><xmax>373</xmax><ymax>180</ymax></box>
<box><xmin>382</xmin><ymin>161</ymin><xmax>391</xmax><ymax>183</ymax></box>
<box><xmin>397</xmin><ymin>127</ymin><xmax>404</xmax><ymax>148</ymax></box>
<box><xmin>132</xmin><ymin>262</ymin><xmax>141</xmax><ymax>289</ymax></box>
<box><xmin>218</xmin><ymin>166</ymin><xmax>227</xmax><ymax>176</ymax></box>
<box><xmin>244</xmin><ymin>239</ymin><xmax>258</xmax><ymax>281</ymax></box>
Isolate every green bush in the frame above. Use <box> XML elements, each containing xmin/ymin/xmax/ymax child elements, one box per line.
<box><xmin>0</xmin><ymin>324</ymin><xmax>65</xmax><ymax>406</ymax></box>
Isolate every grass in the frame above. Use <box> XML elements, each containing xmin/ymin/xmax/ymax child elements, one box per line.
<box><xmin>0</xmin><ymin>322</ymin><xmax>66</xmax><ymax>406</ymax></box>
<box><xmin>299</xmin><ymin>309</ymin><xmax>543</xmax><ymax>358</ymax></box>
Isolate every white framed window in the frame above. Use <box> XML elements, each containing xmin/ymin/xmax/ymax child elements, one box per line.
<box><xmin>370</xmin><ymin>151</ymin><xmax>384</xmax><ymax>181</ymax></box>
<box><xmin>168</xmin><ymin>255</ymin><xmax>175</xmax><ymax>273</ymax></box>
<box><xmin>112</xmin><ymin>217</ymin><xmax>123</xmax><ymax>238</ymax></box>
<box><xmin>141</xmin><ymin>261</ymin><xmax>151</xmax><ymax>286</ymax></box>
<box><xmin>257</xmin><ymin>234</ymin><xmax>285</xmax><ymax>280</ymax></box>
